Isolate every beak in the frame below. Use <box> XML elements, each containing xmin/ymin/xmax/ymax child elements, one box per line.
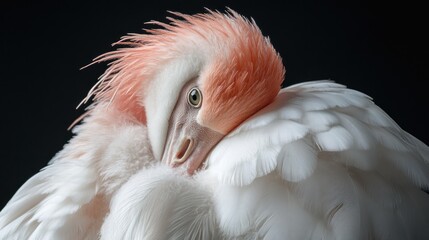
<box><xmin>162</xmin><ymin>119</ymin><xmax>224</xmax><ymax>175</ymax></box>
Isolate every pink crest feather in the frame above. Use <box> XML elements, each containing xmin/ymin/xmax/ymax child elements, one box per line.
<box><xmin>78</xmin><ymin>9</ymin><xmax>285</xmax><ymax>132</ymax></box>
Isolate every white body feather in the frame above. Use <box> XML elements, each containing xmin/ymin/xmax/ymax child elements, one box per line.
<box><xmin>1</xmin><ymin>81</ymin><xmax>428</xmax><ymax>239</ymax></box>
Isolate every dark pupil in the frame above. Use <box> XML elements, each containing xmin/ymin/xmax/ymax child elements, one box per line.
<box><xmin>191</xmin><ymin>91</ymin><xmax>198</xmax><ymax>102</ymax></box>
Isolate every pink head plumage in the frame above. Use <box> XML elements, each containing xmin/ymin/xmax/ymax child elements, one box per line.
<box><xmin>81</xmin><ymin>9</ymin><xmax>285</xmax><ymax>133</ymax></box>
<box><xmin>195</xmin><ymin>10</ymin><xmax>285</xmax><ymax>133</ymax></box>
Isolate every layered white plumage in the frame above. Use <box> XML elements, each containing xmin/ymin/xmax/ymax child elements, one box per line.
<box><xmin>2</xmin><ymin>81</ymin><xmax>428</xmax><ymax>239</ymax></box>
<box><xmin>1</xmin><ymin>9</ymin><xmax>428</xmax><ymax>240</ymax></box>
<box><xmin>0</xmin><ymin>106</ymin><xmax>155</xmax><ymax>240</ymax></box>
<box><xmin>206</xmin><ymin>81</ymin><xmax>429</xmax><ymax>239</ymax></box>
<box><xmin>102</xmin><ymin>81</ymin><xmax>429</xmax><ymax>239</ymax></box>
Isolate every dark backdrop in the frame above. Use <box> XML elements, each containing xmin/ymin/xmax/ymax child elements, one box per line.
<box><xmin>1</xmin><ymin>0</ymin><xmax>427</xmax><ymax>208</ymax></box>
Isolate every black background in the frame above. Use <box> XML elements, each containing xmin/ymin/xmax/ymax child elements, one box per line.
<box><xmin>1</xmin><ymin>0</ymin><xmax>427</xmax><ymax>208</ymax></box>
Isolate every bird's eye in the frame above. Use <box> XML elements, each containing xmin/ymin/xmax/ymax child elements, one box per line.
<box><xmin>187</xmin><ymin>87</ymin><xmax>202</xmax><ymax>108</ymax></box>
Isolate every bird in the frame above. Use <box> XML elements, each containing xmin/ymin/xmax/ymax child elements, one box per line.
<box><xmin>1</xmin><ymin>8</ymin><xmax>429</xmax><ymax>240</ymax></box>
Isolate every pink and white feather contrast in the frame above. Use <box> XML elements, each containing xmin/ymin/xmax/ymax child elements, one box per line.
<box><xmin>1</xmin><ymin>9</ymin><xmax>429</xmax><ymax>240</ymax></box>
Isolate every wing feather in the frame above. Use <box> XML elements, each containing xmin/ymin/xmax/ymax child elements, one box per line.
<box><xmin>277</xmin><ymin>138</ymin><xmax>317</xmax><ymax>182</ymax></box>
<box><xmin>206</xmin><ymin>80</ymin><xmax>429</xmax><ymax>239</ymax></box>
<box><xmin>208</xmin><ymin>80</ymin><xmax>429</xmax><ymax>188</ymax></box>
<box><xmin>314</xmin><ymin>125</ymin><xmax>353</xmax><ymax>151</ymax></box>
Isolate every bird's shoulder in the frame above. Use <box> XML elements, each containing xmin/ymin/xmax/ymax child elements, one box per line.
<box><xmin>206</xmin><ymin>80</ymin><xmax>429</xmax><ymax>187</ymax></box>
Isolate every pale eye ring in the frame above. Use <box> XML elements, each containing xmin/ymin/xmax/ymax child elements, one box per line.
<box><xmin>187</xmin><ymin>87</ymin><xmax>202</xmax><ymax>108</ymax></box>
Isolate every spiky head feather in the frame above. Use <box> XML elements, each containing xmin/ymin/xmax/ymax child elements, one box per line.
<box><xmin>82</xmin><ymin>9</ymin><xmax>285</xmax><ymax>155</ymax></box>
